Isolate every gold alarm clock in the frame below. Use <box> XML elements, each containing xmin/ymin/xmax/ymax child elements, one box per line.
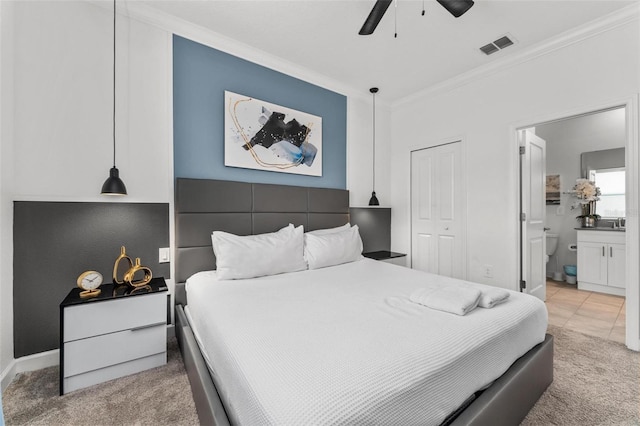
<box><xmin>77</xmin><ymin>270</ymin><xmax>103</xmax><ymax>298</ymax></box>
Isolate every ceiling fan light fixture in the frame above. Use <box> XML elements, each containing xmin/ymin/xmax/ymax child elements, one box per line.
<box><xmin>437</xmin><ymin>0</ymin><xmax>474</xmax><ymax>18</ymax></box>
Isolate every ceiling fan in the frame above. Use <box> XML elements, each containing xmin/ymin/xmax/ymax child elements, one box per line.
<box><xmin>359</xmin><ymin>0</ymin><xmax>475</xmax><ymax>35</ymax></box>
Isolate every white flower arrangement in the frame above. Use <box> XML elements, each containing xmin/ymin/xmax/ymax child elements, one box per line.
<box><xmin>564</xmin><ymin>178</ymin><xmax>601</xmax><ymax>221</ymax></box>
<box><xmin>568</xmin><ymin>178</ymin><xmax>601</xmax><ymax>205</ymax></box>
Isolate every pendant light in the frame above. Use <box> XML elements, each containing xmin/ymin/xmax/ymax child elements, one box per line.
<box><xmin>368</xmin><ymin>87</ymin><xmax>380</xmax><ymax>206</ymax></box>
<box><xmin>101</xmin><ymin>0</ymin><xmax>127</xmax><ymax>196</ymax></box>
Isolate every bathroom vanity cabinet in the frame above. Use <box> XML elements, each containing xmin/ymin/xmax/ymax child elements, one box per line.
<box><xmin>577</xmin><ymin>230</ymin><xmax>625</xmax><ymax>296</ymax></box>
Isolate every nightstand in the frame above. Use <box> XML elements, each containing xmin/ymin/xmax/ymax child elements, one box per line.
<box><xmin>59</xmin><ymin>277</ymin><xmax>168</xmax><ymax>395</ymax></box>
<box><xmin>363</xmin><ymin>251</ymin><xmax>407</xmax><ymax>267</ymax></box>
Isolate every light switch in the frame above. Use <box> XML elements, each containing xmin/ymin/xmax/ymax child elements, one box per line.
<box><xmin>159</xmin><ymin>247</ymin><xmax>171</xmax><ymax>263</ymax></box>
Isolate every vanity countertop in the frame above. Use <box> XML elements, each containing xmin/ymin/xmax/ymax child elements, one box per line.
<box><xmin>574</xmin><ymin>227</ymin><xmax>626</xmax><ymax>232</ymax></box>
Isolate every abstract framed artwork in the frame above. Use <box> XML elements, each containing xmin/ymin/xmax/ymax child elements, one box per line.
<box><xmin>546</xmin><ymin>174</ymin><xmax>561</xmax><ymax>205</ymax></box>
<box><xmin>224</xmin><ymin>91</ymin><xmax>322</xmax><ymax>176</ymax></box>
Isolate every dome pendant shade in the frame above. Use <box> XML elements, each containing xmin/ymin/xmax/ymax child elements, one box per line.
<box><xmin>368</xmin><ymin>191</ymin><xmax>380</xmax><ymax>206</ymax></box>
<box><xmin>101</xmin><ymin>167</ymin><xmax>127</xmax><ymax>195</ymax></box>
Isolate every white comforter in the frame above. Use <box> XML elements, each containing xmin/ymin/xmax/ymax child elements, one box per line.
<box><xmin>185</xmin><ymin>258</ymin><xmax>547</xmax><ymax>426</ymax></box>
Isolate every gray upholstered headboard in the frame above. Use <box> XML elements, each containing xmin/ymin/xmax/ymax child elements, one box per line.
<box><xmin>175</xmin><ymin>178</ymin><xmax>349</xmax><ymax>305</ymax></box>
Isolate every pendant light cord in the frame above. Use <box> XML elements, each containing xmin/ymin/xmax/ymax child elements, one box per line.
<box><xmin>112</xmin><ymin>0</ymin><xmax>117</xmax><ymax>168</ymax></box>
<box><xmin>394</xmin><ymin>0</ymin><xmax>398</xmax><ymax>38</ymax></box>
<box><xmin>372</xmin><ymin>90</ymin><xmax>376</xmax><ymax>192</ymax></box>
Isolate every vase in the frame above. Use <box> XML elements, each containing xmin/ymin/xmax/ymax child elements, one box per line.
<box><xmin>581</xmin><ymin>203</ymin><xmax>590</xmax><ymax>217</ymax></box>
<box><xmin>580</xmin><ymin>201</ymin><xmax>597</xmax><ymax>228</ymax></box>
<box><xmin>582</xmin><ymin>216</ymin><xmax>596</xmax><ymax>228</ymax></box>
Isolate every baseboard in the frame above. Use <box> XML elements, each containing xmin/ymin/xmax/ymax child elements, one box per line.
<box><xmin>1</xmin><ymin>359</ymin><xmax>17</xmax><ymax>391</ymax></box>
<box><xmin>2</xmin><ymin>325</ymin><xmax>175</xmax><ymax>391</ymax></box>
<box><xmin>1</xmin><ymin>349</ymin><xmax>59</xmax><ymax>391</ymax></box>
<box><xmin>578</xmin><ymin>281</ymin><xmax>625</xmax><ymax>296</ymax></box>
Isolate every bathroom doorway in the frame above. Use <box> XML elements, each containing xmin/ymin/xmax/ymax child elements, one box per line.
<box><xmin>516</xmin><ymin>100</ymin><xmax>638</xmax><ymax>350</ymax></box>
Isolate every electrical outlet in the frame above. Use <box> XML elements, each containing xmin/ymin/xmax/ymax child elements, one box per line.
<box><xmin>159</xmin><ymin>247</ymin><xmax>171</xmax><ymax>263</ymax></box>
<box><xmin>483</xmin><ymin>264</ymin><xmax>493</xmax><ymax>278</ymax></box>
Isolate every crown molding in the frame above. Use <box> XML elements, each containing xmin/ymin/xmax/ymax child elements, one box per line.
<box><xmin>85</xmin><ymin>0</ymin><xmax>377</xmax><ymax>103</ymax></box>
<box><xmin>393</xmin><ymin>3</ymin><xmax>640</xmax><ymax>109</ymax></box>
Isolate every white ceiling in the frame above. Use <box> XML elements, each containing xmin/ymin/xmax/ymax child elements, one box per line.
<box><xmin>139</xmin><ymin>0</ymin><xmax>635</xmax><ymax>102</ymax></box>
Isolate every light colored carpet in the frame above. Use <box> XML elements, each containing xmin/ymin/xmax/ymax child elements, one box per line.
<box><xmin>3</xmin><ymin>326</ymin><xmax>639</xmax><ymax>425</ymax></box>
<box><xmin>522</xmin><ymin>325</ymin><xmax>640</xmax><ymax>425</ymax></box>
<box><xmin>3</xmin><ymin>337</ymin><xmax>198</xmax><ymax>425</ymax></box>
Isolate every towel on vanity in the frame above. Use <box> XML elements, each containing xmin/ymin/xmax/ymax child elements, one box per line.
<box><xmin>478</xmin><ymin>288</ymin><xmax>510</xmax><ymax>308</ymax></box>
<box><xmin>409</xmin><ymin>286</ymin><xmax>481</xmax><ymax>316</ymax></box>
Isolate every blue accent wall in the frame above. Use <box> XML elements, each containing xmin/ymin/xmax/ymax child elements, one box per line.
<box><xmin>173</xmin><ymin>35</ymin><xmax>347</xmax><ymax>189</ymax></box>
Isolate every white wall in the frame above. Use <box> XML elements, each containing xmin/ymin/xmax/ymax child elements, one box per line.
<box><xmin>10</xmin><ymin>1</ymin><xmax>172</xmax><ymax>202</ymax></box>
<box><xmin>538</xmin><ymin>108</ymin><xmax>626</xmax><ymax>278</ymax></box>
<box><xmin>390</xmin><ymin>16</ymin><xmax>639</xmax><ymax>290</ymax></box>
<box><xmin>0</xmin><ymin>0</ymin><xmax>382</xmax><ymax>383</ymax></box>
<box><xmin>1</xmin><ymin>0</ymin><xmax>174</xmax><ymax>386</ymax></box>
<box><xmin>347</xmin><ymin>96</ymin><xmax>392</xmax><ymax>208</ymax></box>
<box><xmin>0</xmin><ymin>0</ymin><xmax>14</xmax><ymax>389</ymax></box>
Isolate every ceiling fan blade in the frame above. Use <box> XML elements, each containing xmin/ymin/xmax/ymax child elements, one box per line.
<box><xmin>358</xmin><ymin>0</ymin><xmax>393</xmax><ymax>35</ymax></box>
<box><xmin>437</xmin><ymin>0</ymin><xmax>475</xmax><ymax>18</ymax></box>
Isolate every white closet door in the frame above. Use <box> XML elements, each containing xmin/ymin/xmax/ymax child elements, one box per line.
<box><xmin>411</xmin><ymin>142</ymin><xmax>464</xmax><ymax>278</ymax></box>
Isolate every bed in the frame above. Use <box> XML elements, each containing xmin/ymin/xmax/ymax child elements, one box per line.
<box><xmin>174</xmin><ymin>178</ymin><xmax>553</xmax><ymax>426</ymax></box>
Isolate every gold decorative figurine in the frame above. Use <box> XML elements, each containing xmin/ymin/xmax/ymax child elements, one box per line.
<box><xmin>123</xmin><ymin>257</ymin><xmax>153</xmax><ymax>288</ymax></box>
<box><xmin>113</xmin><ymin>246</ymin><xmax>133</xmax><ymax>285</ymax></box>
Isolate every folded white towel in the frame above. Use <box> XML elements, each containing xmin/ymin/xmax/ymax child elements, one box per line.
<box><xmin>410</xmin><ymin>286</ymin><xmax>481</xmax><ymax>316</ymax></box>
<box><xmin>478</xmin><ymin>288</ymin><xmax>510</xmax><ymax>308</ymax></box>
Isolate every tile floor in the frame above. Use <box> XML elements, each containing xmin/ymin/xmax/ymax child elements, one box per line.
<box><xmin>545</xmin><ymin>279</ymin><xmax>625</xmax><ymax>343</ymax></box>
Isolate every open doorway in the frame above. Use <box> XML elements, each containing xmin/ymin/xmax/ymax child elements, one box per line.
<box><xmin>518</xmin><ymin>104</ymin><xmax>635</xmax><ymax>348</ymax></box>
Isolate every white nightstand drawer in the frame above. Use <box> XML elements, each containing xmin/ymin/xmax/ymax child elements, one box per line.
<box><xmin>64</xmin><ymin>292</ymin><xmax>166</xmax><ymax>342</ymax></box>
<box><xmin>64</xmin><ymin>323</ymin><xmax>166</xmax><ymax>378</ymax></box>
<box><xmin>63</xmin><ymin>353</ymin><xmax>166</xmax><ymax>394</ymax></box>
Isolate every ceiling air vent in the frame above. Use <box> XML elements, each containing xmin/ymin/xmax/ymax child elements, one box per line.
<box><xmin>479</xmin><ymin>34</ymin><xmax>515</xmax><ymax>55</ymax></box>
<box><xmin>480</xmin><ymin>43</ymin><xmax>499</xmax><ymax>55</ymax></box>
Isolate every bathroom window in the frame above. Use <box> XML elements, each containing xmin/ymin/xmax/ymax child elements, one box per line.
<box><xmin>590</xmin><ymin>168</ymin><xmax>625</xmax><ymax>218</ymax></box>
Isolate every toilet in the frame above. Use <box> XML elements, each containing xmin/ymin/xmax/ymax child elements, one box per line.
<box><xmin>545</xmin><ymin>233</ymin><xmax>558</xmax><ymax>263</ymax></box>
<box><xmin>546</xmin><ymin>233</ymin><xmax>562</xmax><ymax>280</ymax></box>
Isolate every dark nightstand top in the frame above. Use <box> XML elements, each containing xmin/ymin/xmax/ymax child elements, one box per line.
<box><xmin>60</xmin><ymin>277</ymin><xmax>168</xmax><ymax>308</ymax></box>
<box><xmin>363</xmin><ymin>251</ymin><xmax>407</xmax><ymax>261</ymax></box>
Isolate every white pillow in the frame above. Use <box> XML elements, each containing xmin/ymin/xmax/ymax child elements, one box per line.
<box><xmin>304</xmin><ymin>225</ymin><xmax>363</xmax><ymax>270</ymax></box>
<box><xmin>212</xmin><ymin>224</ymin><xmax>306</xmax><ymax>280</ymax></box>
<box><xmin>305</xmin><ymin>223</ymin><xmax>350</xmax><ymax>236</ymax></box>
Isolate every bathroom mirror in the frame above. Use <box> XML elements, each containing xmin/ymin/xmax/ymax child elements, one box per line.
<box><xmin>580</xmin><ymin>147</ymin><xmax>625</xmax><ymax>178</ymax></box>
<box><xmin>581</xmin><ymin>148</ymin><xmax>625</xmax><ymax>218</ymax></box>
